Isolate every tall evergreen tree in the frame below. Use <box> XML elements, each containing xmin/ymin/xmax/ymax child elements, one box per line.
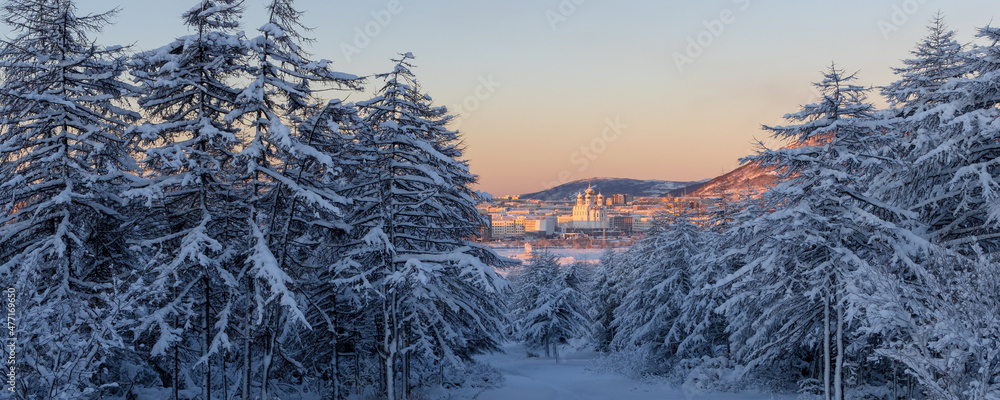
<box><xmin>0</xmin><ymin>1</ymin><xmax>139</xmax><ymax>397</ymax></box>
<box><xmin>719</xmin><ymin>65</ymin><xmax>927</xmax><ymax>400</ymax></box>
<box><xmin>675</xmin><ymin>195</ymin><xmax>749</xmax><ymax>364</ymax></box>
<box><xmin>225</xmin><ymin>1</ymin><xmax>361</xmax><ymax>396</ymax></box>
<box><xmin>611</xmin><ymin>214</ymin><xmax>702</xmax><ymax>372</ymax></box>
<box><xmin>876</xmin><ymin>14</ymin><xmax>972</xmax><ymax>251</ymax></box>
<box><xmin>863</xmin><ymin>249</ymin><xmax>1000</xmax><ymax>400</ymax></box>
<box><xmin>126</xmin><ymin>1</ymin><xmax>250</xmax><ymax>398</ymax></box>
<box><xmin>908</xmin><ymin>23</ymin><xmax>1000</xmax><ymax>253</ymax></box>
<box><xmin>336</xmin><ymin>53</ymin><xmax>508</xmax><ymax>399</ymax></box>
<box><xmin>510</xmin><ymin>253</ymin><xmax>590</xmax><ymax>362</ymax></box>
<box><xmin>865</xmin><ymin>21</ymin><xmax>1000</xmax><ymax>400</ymax></box>
<box><xmin>882</xmin><ymin>12</ymin><xmax>967</xmax><ymax>117</ymax></box>
<box><xmin>588</xmin><ymin>249</ymin><xmax>627</xmax><ymax>353</ymax></box>
<box><xmin>271</xmin><ymin>99</ymin><xmax>368</xmax><ymax>399</ymax></box>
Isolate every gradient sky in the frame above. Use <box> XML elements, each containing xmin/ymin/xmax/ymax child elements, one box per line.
<box><xmin>26</xmin><ymin>0</ymin><xmax>1000</xmax><ymax>195</ymax></box>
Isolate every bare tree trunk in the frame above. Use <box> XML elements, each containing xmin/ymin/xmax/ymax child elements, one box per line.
<box><xmin>204</xmin><ymin>277</ymin><xmax>212</xmax><ymax>400</ymax></box>
<box><xmin>174</xmin><ymin>308</ymin><xmax>180</xmax><ymax>400</ymax></box>
<box><xmin>243</xmin><ymin>280</ymin><xmax>253</xmax><ymax>400</ymax></box>
<box><xmin>824</xmin><ymin>290</ymin><xmax>831</xmax><ymax>400</ymax></box>
<box><xmin>261</xmin><ymin>310</ymin><xmax>281</xmax><ymax>398</ymax></box>
<box><xmin>892</xmin><ymin>360</ymin><xmax>897</xmax><ymax>399</ymax></box>
<box><xmin>403</xmin><ymin>324</ymin><xmax>410</xmax><ymax>400</ymax></box>
<box><xmin>332</xmin><ymin>296</ymin><xmax>340</xmax><ymax>400</ymax></box>
<box><xmin>384</xmin><ymin>295</ymin><xmax>397</xmax><ymax>400</ymax></box>
<box><xmin>243</xmin><ymin>328</ymin><xmax>251</xmax><ymax>399</ymax></box>
<box><xmin>222</xmin><ymin>348</ymin><xmax>228</xmax><ymax>400</ymax></box>
<box><xmin>355</xmin><ymin>342</ymin><xmax>361</xmax><ymax>396</ymax></box>
<box><xmin>553</xmin><ymin>341</ymin><xmax>560</xmax><ymax>365</ymax></box>
<box><xmin>331</xmin><ymin>340</ymin><xmax>340</xmax><ymax>400</ymax></box>
<box><xmin>835</xmin><ymin>301</ymin><xmax>844</xmax><ymax>400</ymax></box>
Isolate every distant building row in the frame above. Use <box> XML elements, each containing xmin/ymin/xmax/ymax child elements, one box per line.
<box><xmin>481</xmin><ymin>186</ymin><xmax>685</xmax><ymax>239</ymax></box>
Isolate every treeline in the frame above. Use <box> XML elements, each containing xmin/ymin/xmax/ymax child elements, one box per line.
<box><xmin>0</xmin><ymin>1</ymin><xmax>508</xmax><ymax>399</ymax></box>
<box><xmin>579</xmin><ymin>14</ymin><xmax>1000</xmax><ymax>400</ymax></box>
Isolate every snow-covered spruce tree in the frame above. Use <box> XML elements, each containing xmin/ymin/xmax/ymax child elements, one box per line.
<box><xmin>267</xmin><ymin>99</ymin><xmax>373</xmax><ymax>399</ymax></box>
<box><xmin>864</xmin><ymin>250</ymin><xmax>1000</xmax><ymax>400</ymax></box>
<box><xmin>862</xmin><ymin>21</ymin><xmax>1000</xmax><ymax>399</ymax></box>
<box><xmin>0</xmin><ymin>1</ymin><xmax>140</xmax><ymax>398</ymax></box>
<box><xmin>224</xmin><ymin>1</ymin><xmax>362</xmax><ymax>397</ymax></box>
<box><xmin>882</xmin><ymin>12</ymin><xmax>966</xmax><ymax>119</ymax></box>
<box><xmin>588</xmin><ymin>248</ymin><xmax>626</xmax><ymax>353</ymax></box>
<box><xmin>126</xmin><ymin>1</ymin><xmax>253</xmax><ymax>398</ymax></box>
<box><xmin>610</xmin><ymin>213</ymin><xmax>702</xmax><ymax>373</ymax></box>
<box><xmin>718</xmin><ymin>65</ymin><xmax>929</xmax><ymax>400</ymax></box>
<box><xmin>676</xmin><ymin>189</ymin><xmax>774</xmax><ymax>389</ymax></box>
<box><xmin>885</xmin><ymin>22</ymin><xmax>1000</xmax><ymax>254</ymax></box>
<box><xmin>875</xmin><ymin>14</ymin><xmax>972</xmax><ymax>249</ymax></box>
<box><xmin>510</xmin><ymin>253</ymin><xmax>590</xmax><ymax>362</ymax></box>
<box><xmin>671</xmin><ymin>202</ymin><xmax>739</xmax><ymax>368</ymax></box>
<box><xmin>335</xmin><ymin>53</ymin><xmax>508</xmax><ymax>399</ymax></box>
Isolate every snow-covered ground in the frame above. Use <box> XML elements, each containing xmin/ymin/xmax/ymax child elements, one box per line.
<box><xmin>465</xmin><ymin>343</ymin><xmax>796</xmax><ymax>400</ymax></box>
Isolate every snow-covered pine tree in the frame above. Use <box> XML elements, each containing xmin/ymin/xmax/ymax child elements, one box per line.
<box><xmin>588</xmin><ymin>248</ymin><xmax>626</xmax><ymax>353</ymax></box>
<box><xmin>126</xmin><ymin>1</ymin><xmax>250</xmax><ymax>398</ymax></box>
<box><xmin>902</xmin><ymin>23</ymin><xmax>1000</xmax><ymax>253</ymax></box>
<box><xmin>882</xmin><ymin>12</ymin><xmax>967</xmax><ymax>118</ymax></box>
<box><xmin>673</xmin><ymin>192</ymin><xmax>750</xmax><ymax>364</ymax></box>
<box><xmin>671</xmin><ymin>219</ymin><xmax>732</xmax><ymax>369</ymax></box>
<box><xmin>510</xmin><ymin>253</ymin><xmax>590</xmax><ymax>362</ymax></box>
<box><xmin>610</xmin><ymin>213</ymin><xmax>702</xmax><ymax>372</ymax></box>
<box><xmin>718</xmin><ymin>64</ymin><xmax>928</xmax><ymax>400</ymax></box>
<box><xmin>336</xmin><ymin>53</ymin><xmax>508</xmax><ymax>399</ymax></box>
<box><xmin>864</xmin><ymin>250</ymin><xmax>1000</xmax><ymax>400</ymax></box>
<box><xmin>224</xmin><ymin>1</ymin><xmax>362</xmax><ymax>396</ymax></box>
<box><xmin>875</xmin><ymin>14</ymin><xmax>972</xmax><ymax>250</ymax></box>
<box><xmin>269</xmin><ymin>99</ymin><xmax>371</xmax><ymax>399</ymax></box>
<box><xmin>0</xmin><ymin>1</ymin><xmax>140</xmax><ymax>398</ymax></box>
<box><xmin>863</xmin><ymin>21</ymin><xmax>1000</xmax><ymax>399</ymax></box>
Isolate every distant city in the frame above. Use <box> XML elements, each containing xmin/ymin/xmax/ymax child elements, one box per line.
<box><xmin>480</xmin><ymin>166</ymin><xmax>777</xmax><ymax>242</ymax></box>
<box><xmin>478</xmin><ymin>184</ymin><xmax>717</xmax><ymax>241</ymax></box>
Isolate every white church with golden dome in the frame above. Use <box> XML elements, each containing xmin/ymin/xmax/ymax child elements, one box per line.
<box><xmin>568</xmin><ymin>185</ymin><xmax>608</xmax><ymax>230</ymax></box>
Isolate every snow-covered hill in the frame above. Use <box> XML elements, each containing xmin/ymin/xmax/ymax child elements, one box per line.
<box><xmin>521</xmin><ymin>178</ymin><xmax>708</xmax><ymax>201</ymax></box>
<box><xmin>688</xmin><ymin>162</ymin><xmax>778</xmax><ymax>198</ymax></box>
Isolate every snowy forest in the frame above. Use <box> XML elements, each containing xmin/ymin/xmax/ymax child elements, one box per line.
<box><xmin>0</xmin><ymin>0</ymin><xmax>508</xmax><ymax>398</ymax></box>
<box><xmin>2</xmin><ymin>0</ymin><xmax>1000</xmax><ymax>399</ymax></box>
<box><xmin>572</xmin><ymin>13</ymin><xmax>1000</xmax><ymax>400</ymax></box>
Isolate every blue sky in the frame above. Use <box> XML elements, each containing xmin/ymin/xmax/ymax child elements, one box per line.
<box><xmin>26</xmin><ymin>0</ymin><xmax>1000</xmax><ymax>195</ymax></box>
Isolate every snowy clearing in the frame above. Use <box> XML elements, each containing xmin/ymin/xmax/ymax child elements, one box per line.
<box><xmin>466</xmin><ymin>343</ymin><xmax>796</xmax><ymax>400</ymax></box>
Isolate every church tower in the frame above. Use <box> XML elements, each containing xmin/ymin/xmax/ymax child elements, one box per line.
<box><xmin>571</xmin><ymin>184</ymin><xmax>608</xmax><ymax>229</ymax></box>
